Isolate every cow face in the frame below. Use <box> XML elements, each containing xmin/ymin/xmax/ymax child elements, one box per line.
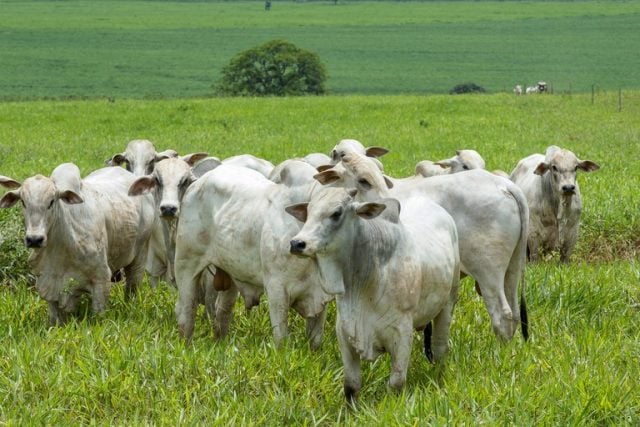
<box><xmin>329</xmin><ymin>139</ymin><xmax>389</xmax><ymax>165</ymax></box>
<box><xmin>435</xmin><ymin>149</ymin><xmax>486</xmax><ymax>173</ymax></box>
<box><xmin>0</xmin><ymin>175</ymin><xmax>83</xmax><ymax>248</ymax></box>
<box><xmin>128</xmin><ymin>153</ymin><xmax>207</xmax><ymax>220</ymax></box>
<box><xmin>109</xmin><ymin>140</ymin><xmax>177</xmax><ymax>176</ymax></box>
<box><xmin>535</xmin><ymin>148</ymin><xmax>600</xmax><ymax>196</ymax></box>
<box><xmin>286</xmin><ymin>188</ymin><xmax>385</xmax><ymax>258</ymax></box>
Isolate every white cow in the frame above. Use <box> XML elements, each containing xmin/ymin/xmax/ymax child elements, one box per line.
<box><xmin>302</xmin><ymin>152</ymin><xmax>332</xmax><ymax>168</ymax></box>
<box><xmin>0</xmin><ymin>164</ymin><xmax>155</xmax><ymax>325</ymax></box>
<box><xmin>286</xmin><ymin>187</ymin><xmax>460</xmax><ymax>401</ymax></box>
<box><xmin>329</xmin><ymin>139</ymin><xmax>389</xmax><ymax>165</ymax></box>
<box><xmin>269</xmin><ymin>158</ymin><xmax>319</xmax><ymax>187</ymax></box>
<box><xmin>510</xmin><ymin>145</ymin><xmax>599</xmax><ymax>263</ymax></box>
<box><xmin>222</xmin><ymin>154</ymin><xmax>275</xmax><ymax>178</ymax></box>
<box><xmin>315</xmin><ymin>152</ymin><xmax>529</xmax><ymax>341</ymax></box>
<box><xmin>108</xmin><ymin>139</ymin><xmax>178</xmax><ymax>176</ymax></box>
<box><xmin>174</xmin><ymin>164</ymin><xmax>333</xmax><ymax>347</ymax></box>
<box><xmin>514</xmin><ymin>85</ymin><xmax>523</xmax><ymax>95</ymax></box>
<box><xmin>415</xmin><ymin>149</ymin><xmax>486</xmax><ymax>178</ymax></box>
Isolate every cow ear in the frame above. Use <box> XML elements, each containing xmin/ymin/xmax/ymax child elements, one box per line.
<box><xmin>383</xmin><ymin>175</ymin><xmax>394</xmax><ymax>189</ymax></box>
<box><xmin>355</xmin><ymin>202</ymin><xmax>386</xmax><ymax>219</ymax></box>
<box><xmin>156</xmin><ymin>149</ymin><xmax>178</xmax><ymax>161</ymax></box>
<box><xmin>534</xmin><ymin>162</ymin><xmax>549</xmax><ymax>176</ymax></box>
<box><xmin>58</xmin><ymin>190</ymin><xmax>84</xmax><ymax>205</ymax></box>
<box><xmin>0</xmin><ymin>190</ymin><xmax>21</xmax><ymax>208</ymax></box>
<box><xmin>435</xmin><ymin>158</ymin><xmax>454</xmax><ymax>169</ymax></box>
<box><xmin>578</xmin><ymin>160</ymin><xmax>600</xmax><ymax>173</ymax></box>
<box><xmin>0</xmin><ymin>176</ymin><xmax>21</xmax><ymax>189</ymax></box>
<box><xmin>128</xmin><ymin>176</ymin><xmax>156</xmax><ymax>196</ymax></box>
<box><xmin>314</xmin><ymin>170</ymin><xmax>341</xmax><ymax>185</ymax></box>
<box><xmin>365</xmin><ymin>146</ymin><xmax>389</xmax><ymax>158</ymax></box>
<box><xmin>285</xmin><ymin>203</ymin><xmax>308</xmax><ymax>223</ymax></box>
<box><xmin>108</xmin><ymin>153</ymin><xmax>127</xmax><ymax>167</ymax></box>
<box><xmin>182</xmin><ymin>152</ymin><xmax>209</xmax><ymax>166</ymax></box>
<box><xmin>316</xmin><ymin>164</ymin><xmax>333</xmax><ymax>173</ymax></box>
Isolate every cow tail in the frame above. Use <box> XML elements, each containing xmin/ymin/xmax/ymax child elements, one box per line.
<box><xmin>509</xmin><ymin>185</ymin><xmax>530</xmax><ymax>341</ymax></box>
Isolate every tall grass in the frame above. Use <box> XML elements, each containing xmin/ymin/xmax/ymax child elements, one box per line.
<box><xmin>0</xmin><ymin>93</ymin><xmax>638</xmax><ymax>424</ymax></box>
<box><xmin>1</xmin><ymin>1</ymin><xmax>640</xmax><ymax>99</ymax></box>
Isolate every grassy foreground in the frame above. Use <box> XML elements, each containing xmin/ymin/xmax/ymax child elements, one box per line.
<box><xmin>2</xmin><ymin>0</ymin><xmax>640</xmax><ymax>99</ymax></box>
<box><xmin>0</xmin><ymin>93</ymin><xmax>638</xmax><ymax>424</ymax></box>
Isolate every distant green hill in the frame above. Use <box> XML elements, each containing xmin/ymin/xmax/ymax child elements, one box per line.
<box><xmin>2</xmin><ymin>1</ymin><xmax>639</xmax><ymax>99</ymax></box>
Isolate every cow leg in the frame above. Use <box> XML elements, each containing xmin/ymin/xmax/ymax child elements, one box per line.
<box><xmin>90</xmin><ymin>279</ymin><xmax>110</xmax><ymax>315</ymax></box>
<box><xmin>305</xmin><ymin>308</ymin><xmax>328</xmax><ymax>351</ymax></box>
<box><xmin>47</xmin><ymin>301</ymin><xmax>67</xmax><ymax>326</ymax></box>
<box><xmin>124</xmin><ymin>252</ymin><xmax>147</xmax><ymax>300</ymax></box>
<box><xmin>214</xmin><ymin>286</ymin><xmax>238</xmax><ymax>339</ymax></box>
<box><xmin>388</xmin><ymin>321</ymin><xmax>412</xmax><ymax>391</ymax></box>
<box><xmin>265</xmin><ymin>281</ymin><xmax>290</xmax><ymax>347</ymax></box>
<box><xmin>475</xmin><ymin>272</ymin><xmax>514</xmax><ymax>341</ymax></box>
<box><xmin>175</xmin><ymin>267</ymin><xmax>203</xmax><ymax>341</ymax></box>
<box><xmin>431</xmin><ymin>283</ymin><xmax>459</xmax><ymax>362</ymax></box>
<box><xmin>337</xmin><ymin>325</ymin><xmax>361</xmax><ymax>403</ymax></box>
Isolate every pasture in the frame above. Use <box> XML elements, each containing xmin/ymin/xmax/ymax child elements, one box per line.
<box><xmin>0</xmin><ymin>93</ymin><xmax>638</xmax><ymax>424</ymax></box>
<box><xmin>2</xmin><ymin>0</ymin><xmax>640</xmax><ymax>99</ymax></box>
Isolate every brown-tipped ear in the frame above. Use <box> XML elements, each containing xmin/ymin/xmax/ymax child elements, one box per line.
<box><xmin>128</xmin><ymin>176</ymin><xmax>156</xmax><ymax>196</ymax></box>
<box><xmin>58</xmin><ymin>190</ymin><xmax>84</xmax><ymax>205</ymax></box>
<box><xmin>534</xmin><ymin>162</ymin><xmax>549</xmax><ymax>176</ymax></box>
<box><xmin>182</xmin><ymin>152</ymin><xmax>209</xmax><ymax>166</ymax></box>
<box><xmin>316</xmin><ymin>164</ymin><xmax>333</xmax><ymax>173</ymax></box>
<box><xmin>108</xmin><ymin>153</ymin><xmax>127</xmax><ymax>167</ymax></box>
<box><xmin>578</xmin><ymin>160</ymin><xmax>600</xmax><ymax>173</ymax></box>
<box><xmin>355</xmin><ymin>202</ymin><xmax>386</xmax><ymax>219</ymax></box>
<box><xmin>0</xmin><ymin>190</ymin><xmax>21</xmax><ymax>208</ymax></box>
<box><xmin>383</xmin><ymin>175</ymin><xmax>394</xmax><ymax>189</ymax></box>
<box><xmin>285</xmin><ymin>203</ymin><xmax>309</xmax><ymax>223</ymax></box>
<box><xmin>434</xmin><ymin>159</ymin><xmax>454</xmax><ymax>169</ymax></box>
<box><xmin>365</xmin><ymin>146</ymin><xmax>389</xmax><ymax>158</ymax></box>
<box><xmin>0</xmin><ymin>176</ymin><xmax>21</xmax><ymax>189</ymax></box>
<box><xmin>313</xmin><ymin>170</ymin><xmax>341</xmax><ymax>185</ymax></box>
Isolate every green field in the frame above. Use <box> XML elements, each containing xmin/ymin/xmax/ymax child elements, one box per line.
<box><xmin>0</xmin><ymin>94</ymin><xmax>638</xmax><ymax>424</ymax></box>
<box><xmin>2</xmin><ymin>0</ymin><xmax>640</xmax><ymax>99</ymax></box>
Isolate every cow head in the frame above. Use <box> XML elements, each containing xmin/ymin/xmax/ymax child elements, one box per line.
<box><xmin>128</xmin><ymin>153</ymin><xmax>208</xmax><ymax>220</ymax></box>
<box><xmin>108</xmin><ymin>139</ymin><xmax>178</xmax><ymax>176</ymax></box>
<box><xmin>435</xmin><ymin>149</ymin><xmax>486</xmax><ymax>173</ymax></box>
<box><xmin>0</xmin><ymin>172</ymin><xmax>83</xmax><ymax>249</ymax></box>
<box><xmin>534</xmin><ymin>146</ymin><xmax>600</xmax><ymax>196</ymax></box>
<box><xmin>329</xmin><ymin>139</ymin><xmax>389</xmax><ymax>165</ymax></box>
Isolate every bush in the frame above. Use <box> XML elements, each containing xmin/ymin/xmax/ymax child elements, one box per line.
<box><xmin>216</xmin><ymin>39</ymin><xmax>327</xmax><ymax>97</ymax></box>
<box><xmin>449</xmin><ymin>82</ymin><xmax>486</xmax><ymax>94</ymax></box>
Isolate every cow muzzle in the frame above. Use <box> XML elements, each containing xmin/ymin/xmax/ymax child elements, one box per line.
<box><xmin>561</xmin><ymin>184</ymin><xmax>576</xmax><ymax>194</ymax></box>
<box><xmin>160</xmin><ymin>204</ymin><xmax>178</xmax><ymax>218</ymax></box>
<box><xmin>290</xmin><ymin>239</ymin><xmax>307</xmax><ymax>256</ymax></box>
<box><xmin>25</xmin><ymin>234</ymin><xmax>46</xmax><ymax>248</ymax></box>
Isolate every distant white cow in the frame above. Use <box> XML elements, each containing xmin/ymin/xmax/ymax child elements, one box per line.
<box><xmin>415</xmin><ymin>149</ymin><xmax>486</xmax><ymax>178</ymax></box>
<box><xmin>108</xmin><ymin>139</ymin><xmax>178</xmax><ymax>176</ymax></box>
<box><xmin>286</xmin><ymin>187</ymin><xmax>460</xmax><ymax>401</ymax></box>
<box><xmin>315</xmin><ymin>152</ymin><xmax>529</xmax><ymax>341</ymax></box>
<box><xmin>514</xmin><ymin>85</ymin><xmax>523</xmax><ymax>95</ymax></box>
<box><xmin>0</xmin><ymin>164</ymin><xmax>155</xmax><ymax>325</ymax></box>
<box><xmin>510</xmin><ymin>145</ymin><xmax>599</xmax><ymax>263</ymax></box>
<box><xmin>174</xmin><ymin>164</ymin><xmax>333</xmax><ymax>347</ymax></box>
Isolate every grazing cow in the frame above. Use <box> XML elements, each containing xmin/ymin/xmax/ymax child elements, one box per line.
<box><xmin>510</xmin><ymin>145</ymin><xmax>600</xmax><ymax>263</ymax></box>
<box><xmin>415</xmin><ymin>149</ymin><xmax>486</xmax><ymax>178</ymax></box>
<box><xmin>174</xmin><ymin>164</ymin><xmax>333</xmax><ymax>347</ymax></box>
<box><xmin>222</xmin><ymin>154</ymin><xmax>275</xmax><ymax>178</ymax></box>
<box><xmin>329</xmin><ymin>139</ymin><xmax>389</xmax><ymax>165</ymax></box>
<box><xmin>315</xmin><ymin>152</ymin><xmax>529</xmax><ymax>341</ymax></box>
<box><xmin>0</xmin><ymin>164</ymin><xmax>155</xmax><ymax>325</ymax></box>
<box><xmin>286</xmin><ymin>187</ymin><xmax>460</xmax><ymax>401</ymax></box>
<box><xmin>128</xmin><ymin>153</ymin><xmax>209</xmax><ymax>284</ymax></box>
<box><xmin>526</xmin><ymin>81</ymin><xmax>547</xmax><ymax>95</ymax></box>
<box><xmin>107</xmin><ymin>139</ymin><xmax>178</xmax><ymax>176</ymax></box>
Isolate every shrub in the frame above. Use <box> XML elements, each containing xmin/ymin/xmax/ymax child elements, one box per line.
<box><xmin>449</xmin><ymin>82</ymin><xmax>486</xmax><ymax>94</ymax></box>
<box><xmin>216</xmin><ymin>39</ymin><xmax>327</xmax><ymax>97</ymax></box>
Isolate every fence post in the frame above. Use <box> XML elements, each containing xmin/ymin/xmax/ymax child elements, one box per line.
<box><xmin>591</xmin><ymin>84</ymin><xmax>595</xmax><ymax>105</ymax></box>
<box><xmin>618</xmin><ymin>88</ymin><xmax>622</xmax><ymax>112</ymax></box>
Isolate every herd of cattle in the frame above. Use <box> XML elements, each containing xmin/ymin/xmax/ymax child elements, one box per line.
<box><xmin>0</xmin><ymin>139</ymin><xmax>599</xmax><ymax>401</ymax></box>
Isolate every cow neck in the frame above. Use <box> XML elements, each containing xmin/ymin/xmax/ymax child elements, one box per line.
<box><xmin>541</xmin><ymin>173</ymin><xmax>560</xmax><ymax>216</ymax></box>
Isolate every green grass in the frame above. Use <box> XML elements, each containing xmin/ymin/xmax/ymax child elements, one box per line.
<box><xmin>2</xmin><ymin>1</ymin><xmax>640</xmax><ymax>99</ymax></box>
<box><xmin>0</xmin><ymin>93</ymin><xmax>638</xmax><ymax>424</ymax></box>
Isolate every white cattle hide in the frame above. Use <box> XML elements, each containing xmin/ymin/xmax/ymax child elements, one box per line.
<box><xmin>415</xmin><ymin>149</ymin><xmax>486</xmax><ymax>177</ymax></box>
<box><xmin>0</xmin><ymin>164</ymin><xmax>155</xmax><ymax>325</ymax></box>
<box><xmin>286</xmin><ymin>187</ymin><xmax>459</xmax><ymax>400</ymax></box>
<box><xmin>222</xmin><ymin>154</ymin><xmax>275</xmax><ymax>178</ymax></box>
<box><xmin>510</xmin><ymin>145</ymin><xmax>599</xmax><ymax>263</ymax></box>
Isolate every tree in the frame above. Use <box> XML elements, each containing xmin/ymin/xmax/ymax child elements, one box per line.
<box><xmin>216</xmin><ymin>40</ymin><xmax>327</xmax><ymax>97</ymax></box>
<box><xmin>449</xmin><ymin>82</ymin><xmax>486</xmax><ymax>95</ymax></box>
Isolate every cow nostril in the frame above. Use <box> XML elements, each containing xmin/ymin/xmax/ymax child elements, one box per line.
<box><xmin>562</xmin><ymin>185</ymin><xmax>576</xmax><ymax>193</ymax></box>
<box><xmin>160</xmin><ymin>205</ymin><xmax>178</xmax><ymax>217</ymax></box>
<box><xmin>290</xmin><ymin>239</ymin><xmax>306</xmax><ymax>253</ymax></box>
<box><xmin>25</xmin><ymin>235</ymin><xmax>44</xmax><ymax>248</ymax></box>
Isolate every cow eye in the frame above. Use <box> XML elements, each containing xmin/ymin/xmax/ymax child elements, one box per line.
<box><xmin>330</xmin><ymin>208</ymin><xmax>342</xmax><ymax>221</ymax></box>
<box><xmin>358</xmin><ymin>179</ymin><xmax>372</xmax><ymax>190</ymax></box>
<box><xmin>462</xmin><ymin>164</ymin><xmax>469</xmax><ymax>170</ymax></box>
<box><xmin>47</xmin><ymin>199</ymin><xmax>55</xmax><ymax>209</ymax></box>
<box><xmin>551</xmin><ymin>165</ymin><xmax>558</xmax><ymax>172</ymax></box>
